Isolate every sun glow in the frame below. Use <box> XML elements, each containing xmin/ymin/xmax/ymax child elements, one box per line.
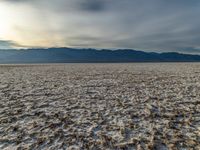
<box><xmin>0</xmin><ymin>3</ymin><xmax>13</xmax><ymax>39</ymax></box>
<box><xmin>0</xmin><ymin>2</ymin><xmax>65</xmax><ymax>48</ymax></box>
<box><xmin>0</xmin><ymin>2</ymin><xmax>37</xmax><ymax>48</ymax></box>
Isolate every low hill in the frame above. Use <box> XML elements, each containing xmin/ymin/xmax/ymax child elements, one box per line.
<box><xmin>0</xmin><ymin>48</ymin><xmax>200</xmax><ymax>63</ymax></box>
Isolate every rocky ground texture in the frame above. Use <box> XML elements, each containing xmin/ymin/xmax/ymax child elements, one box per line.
<box><xmin>0</xmin><ymin>63</ymin><xmax>199</xmax><ymax>150</ymax></box>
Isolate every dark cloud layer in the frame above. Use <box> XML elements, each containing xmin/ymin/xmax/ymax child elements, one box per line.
<box><xmin>78</xmin><ymin>0</ymin><xmax>106</xmax><ymax>12</ymax></box>
<box><xmin>0</xmin><ymin>40</ymin><xmax>19</xmax><ymax>49</ymax></box>
<box><xmin>1</xmin><ymin>0</ymin><xmax>200</xmax><ymax>54</ymax></box>
<box><xmin>1</xmin><ymin>0</ymin><xmax>31</xmax><ymax>3</ymax></box>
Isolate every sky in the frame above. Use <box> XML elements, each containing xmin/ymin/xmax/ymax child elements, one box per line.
<box><xmin>0</xmin><ymin>0</ymin><xmax>200</xmax><ymax>54</ymax></box>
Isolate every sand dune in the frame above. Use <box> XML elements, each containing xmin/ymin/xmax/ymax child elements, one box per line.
<box><xmin>0</xmin><ymin>63</ymin><xmax>199</xmax><ymax>149</ymax></box>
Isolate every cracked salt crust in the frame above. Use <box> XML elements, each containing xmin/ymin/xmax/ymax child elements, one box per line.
<box><xmin>0</xmin><ymin>63</ymin><xmax>199</xmax><ymax>149</ymax></box>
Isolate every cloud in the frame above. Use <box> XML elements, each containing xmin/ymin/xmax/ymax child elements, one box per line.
<box><xmin>1</xmin><ymin>0</ymin><xmax>200</xmax><ymax>54</ymax></box>
<box><xmin>8</xmin><ymin>0</ymin><xmax>26</xmax><ymax>1</ymax></box>
<box><xmin>0</xmin><ymin>40</ymin><xmax>20</xmax><ymax>49</ymax></box>
<box><xmin>178</xmin><ymin>47</ymin><xmax>200</xmax><ymax>54</ymax></box>
<box><xmin>77</xmin><ymin>0</ymin><xmax>106</xmax><ymax>12</ymax></box>
<box><xmin>0</xmin><ymin>0</ymin><xmax>32</xmax><ymax>3</ymax></box>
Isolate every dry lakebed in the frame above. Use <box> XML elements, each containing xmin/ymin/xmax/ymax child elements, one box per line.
<box><xmin>0</xmin><ymin>63</ymin><xmax>199</xmax><ymax>149</ymax></box>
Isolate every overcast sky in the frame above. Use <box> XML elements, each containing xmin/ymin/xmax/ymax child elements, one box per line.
<box><xmin>0</xmin><ymin>0</ymin><xmax>200</xmax><ymax>53</ymax></box>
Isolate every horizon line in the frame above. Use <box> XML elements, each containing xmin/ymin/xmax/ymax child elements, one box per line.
<box><xmin>0</xmin><ymin>47</ymin><xmax>200</xmax><ymax>56</ymax></box>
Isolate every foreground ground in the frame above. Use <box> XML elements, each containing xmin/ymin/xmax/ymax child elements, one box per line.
<box><xmin>0</xmin><ymin>63</ymin><xmax>199</xmax><ymax>150</ymax></box>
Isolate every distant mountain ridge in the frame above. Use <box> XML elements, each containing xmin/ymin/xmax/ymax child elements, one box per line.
<box><xmin>0</xmin><ymin>47</ymin><xmax>200</xmax><ymax>63</ymax></box>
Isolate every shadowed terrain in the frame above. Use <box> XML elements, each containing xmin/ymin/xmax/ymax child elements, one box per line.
<box><xmin>1</xmin><ymin>48</ymin><xmax>200</xmax><ymax>63</ymax></box>
<box><xmin>0</xmin><ymin>63</ymin><xmax>199</xmax><ymax>149</ymax></box>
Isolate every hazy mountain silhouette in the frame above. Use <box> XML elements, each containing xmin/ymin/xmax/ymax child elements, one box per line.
<box><xmin>0</xmin><ymin>48</ymin><xmax>200</xmax><ymax>63</ymax></box>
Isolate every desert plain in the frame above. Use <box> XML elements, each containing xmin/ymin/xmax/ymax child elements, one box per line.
<box><xmin>0</xmin><ymin>63</ymin><xmax>199</xmax><ymax>149</ymax></box>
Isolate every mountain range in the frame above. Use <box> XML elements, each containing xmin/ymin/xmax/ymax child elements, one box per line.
<box><xmin>0</xmin><ymin>48</ymin><xmax>200</xmax><ymax>63</ymax></box>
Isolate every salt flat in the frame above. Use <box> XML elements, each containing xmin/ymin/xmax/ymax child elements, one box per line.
<box><xmin>0</xmin><ymin>63</ymin><xmax>199</xmax><ymax>150</ymax></box>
